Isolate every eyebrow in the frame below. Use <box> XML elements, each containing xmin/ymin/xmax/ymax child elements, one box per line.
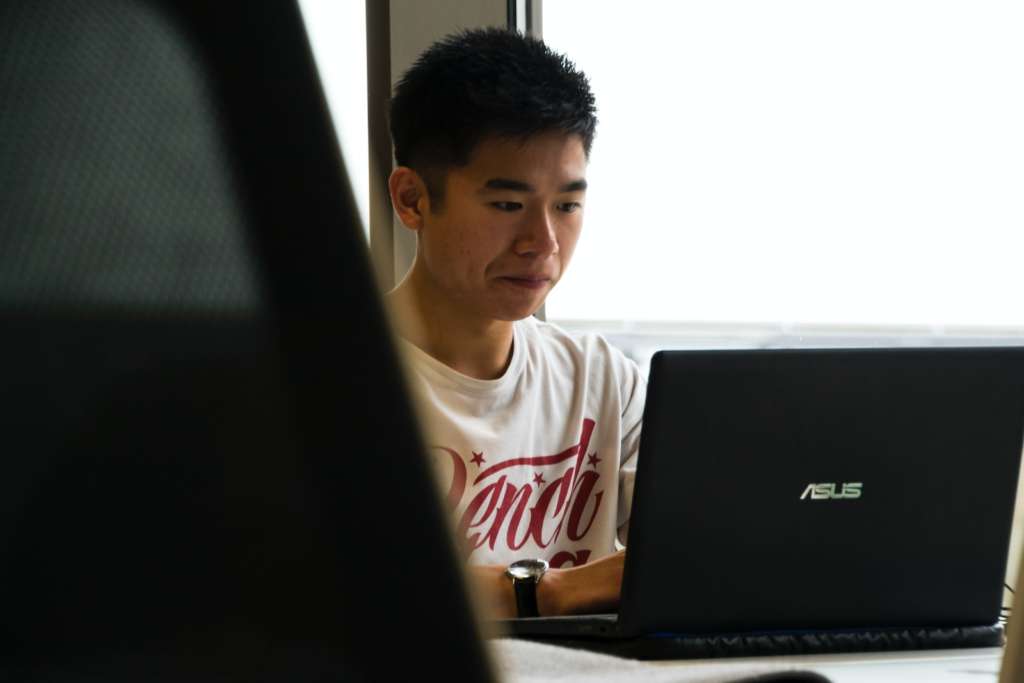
<box><xmin>481</xmin><ymin>178</ymin><xmax>588</xmax><ymax>193</ymax></box>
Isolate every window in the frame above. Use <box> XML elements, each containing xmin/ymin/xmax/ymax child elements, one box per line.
<box><xmin>542</xmin><ymin>1</ymin><xmax>1024</xmax><ymax>363</ymax></box>
<box><xmin>298</xmin><ymin>0</ymin><xmax>369</xmax><ymax>232</ymax></box>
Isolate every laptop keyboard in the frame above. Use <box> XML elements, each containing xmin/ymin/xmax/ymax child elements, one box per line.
<box><xmin>508</xmin><ymin>624</ymin><xmax>1003</xmax><ymax>661</ymax></box>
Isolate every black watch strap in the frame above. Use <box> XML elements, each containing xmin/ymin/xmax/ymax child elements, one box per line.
<box><xmin>506</xmin><ymin>559</ymin><xmax>547</xmax><ymax>618</ymax></box>
<box><xmin>511</xmin><ymin>577</ymin><xmax>540</xmax><ymax>618</ymax></box>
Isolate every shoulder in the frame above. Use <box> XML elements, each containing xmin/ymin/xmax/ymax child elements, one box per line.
<box><xmin>518</xmin><ymin>315</ymin><xmax>598</xmax><ymax>355</ymax></box>
<box><xmin>518</xmin><ymin>317</ymin><xmax>642</xmax><ymax>386</ymax></box>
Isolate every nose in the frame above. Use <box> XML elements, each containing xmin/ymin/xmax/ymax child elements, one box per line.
<box><xmin>513</xmin><ymin>206</ymin><xmax>558</xmax><ymax>258</ymax></box>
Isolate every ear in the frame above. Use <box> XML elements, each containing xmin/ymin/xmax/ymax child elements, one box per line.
<box><xmin>388</xmin><ymin>166</ymin><xmax>431</xmax><ymax>232</ymax></box>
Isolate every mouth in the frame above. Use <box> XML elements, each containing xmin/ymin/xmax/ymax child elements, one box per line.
<box><xmin>497</xmin><ymin>275</ymin><xmax>552</xmax><ymax>291</ymax></box>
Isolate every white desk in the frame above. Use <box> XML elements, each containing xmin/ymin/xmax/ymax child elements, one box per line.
<box><xmin>492</xmin><ymin>639</ymin><xmax>1004</xmax><ymax>682</ymax></box>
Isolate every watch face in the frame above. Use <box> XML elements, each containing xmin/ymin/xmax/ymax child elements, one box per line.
<box><xmin>507</xmin><ymin>559</ymin><xmax>549</xmax><ymax>581</ymax></box>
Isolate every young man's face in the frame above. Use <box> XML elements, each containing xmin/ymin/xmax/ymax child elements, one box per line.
<box><xmin>414</xmin><ymin>131</ymin><xmax>587</xmax><ymax>323</ymax></box>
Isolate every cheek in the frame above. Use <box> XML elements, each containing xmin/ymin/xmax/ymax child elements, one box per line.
<box><xmin>451</xmin><ymin>224</ymin><xmax>513</xmax><ymax>275</ymax></box>
<box><xmin>452</xmin><ymin>227</ymin><xmax>489</xmax><ymax>265</ymax></box>
<box><xmin>426</xmin><ymin>225</ymin><xmax>491</xmax><ymax>281</ymax></box>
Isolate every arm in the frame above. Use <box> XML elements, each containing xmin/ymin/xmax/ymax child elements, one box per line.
<box><xmin>468</xmin><ymin>550</ymin><xmax>625</xmax><ymax>619</ymax></box>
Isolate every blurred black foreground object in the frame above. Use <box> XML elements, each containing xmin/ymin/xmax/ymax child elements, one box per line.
<box><xmin>0</xmin><ymin>1</ymin><xmax>494</xmax><ymax>681</ymax></box>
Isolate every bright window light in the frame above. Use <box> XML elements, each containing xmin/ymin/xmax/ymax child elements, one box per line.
<box><xmin>543</xmin><ymin>1</ymin><xmax>1024</xmax><ymax>330</ymax></box>
<box><xmin>298</xmin><ymin>0</ymin><xmax>369</xmax><ymax>233</ymax></box>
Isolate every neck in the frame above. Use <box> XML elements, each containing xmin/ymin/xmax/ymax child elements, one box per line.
<box><xmin>386</xmin><ymin>265</ymin><xmax>515</xmax><ymax>381</ymax></box>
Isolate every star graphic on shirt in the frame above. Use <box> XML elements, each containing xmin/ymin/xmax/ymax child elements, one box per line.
<box><xmin>470</xmin><ymin>451</ymin><xmax>485</xmax><ymax>466</ymax></box>
<box><xmin>587</xmin><ymin>452</ymin><xmax>601</xmax><ymax>468</ymax></box>
<box><xmin>532</xmin><ymin>472</ymin><xmax>546</xmax><ymax>486</ymax></box>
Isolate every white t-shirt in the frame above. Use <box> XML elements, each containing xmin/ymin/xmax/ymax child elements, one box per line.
<box><xmin>401</xmin><ymin>317</ymin><xmax>645</xmax><ymax>568</ymax></box>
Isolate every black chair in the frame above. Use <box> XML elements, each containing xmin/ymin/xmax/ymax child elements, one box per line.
<box><xmin>0</xmin><ymin>1</ymin><xmax>493</xmax><ymax>680</ymax></box>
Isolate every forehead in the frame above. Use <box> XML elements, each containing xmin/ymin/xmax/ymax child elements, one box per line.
<box><xmin>455</xmin><ymin>131</ymin><xmax>587</xmax><ymax>186</ymax></box>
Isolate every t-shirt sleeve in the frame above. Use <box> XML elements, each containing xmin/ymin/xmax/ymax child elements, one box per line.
<box><xmin>616</xmin><ymin>357</ymin><xmax>646</xmax><ymax>546</ymax></box>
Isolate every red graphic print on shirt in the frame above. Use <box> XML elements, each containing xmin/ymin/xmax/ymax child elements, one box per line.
<box><xmin>433</xmin><ymin>419</ymin><xmax>600</xmax><ymax>568</ymax></box>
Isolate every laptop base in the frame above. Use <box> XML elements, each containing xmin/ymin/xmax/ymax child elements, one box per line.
<box><xmin>497</xmin><ymin>623</ymin><xmax>1004</xmax><ymax>661</ymax></box>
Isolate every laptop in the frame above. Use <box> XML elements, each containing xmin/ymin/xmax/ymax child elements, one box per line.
<box><xmin>503</xmin><ymin>347</ymin><xmax>1024</xmax><ymax>658</ymax></box>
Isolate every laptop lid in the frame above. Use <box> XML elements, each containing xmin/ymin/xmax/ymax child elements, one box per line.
<box><xmin>620</xmin><ymin>347</ymin><xmax>1024</xmax><ymax>637</ymax></box>
<box><xmin>0</xmin><ymin>1</ymin><xmax>494</xmax><ymax>680</ymax></box>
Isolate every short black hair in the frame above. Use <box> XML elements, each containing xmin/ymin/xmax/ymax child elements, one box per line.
<box><xmin>390</xmin><ymin>28</ymin><xmax>597</xmax><ymax>203</ymax></box>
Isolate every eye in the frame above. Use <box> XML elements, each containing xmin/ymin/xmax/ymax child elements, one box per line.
<box><xmin>490</xmin><ymin>201</ymin><xmax>523</xmax><ymax>212</ymax></box>
<box><xmin>557</xmin><ymin>202</ymin><xmax>583</xmax><ymax>213</ymax></box>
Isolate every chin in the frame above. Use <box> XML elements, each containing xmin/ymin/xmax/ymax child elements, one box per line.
<box><xmin>493</xmin><ymin>310</ymin><xmax>538</xmax><ymax>323</ymax></box>
<box><xmin>483</xmin><ymin>283</ymin><xmax>553</xmax><ymax>321</ymax></box>
<box><xmin>492</xmin><ymin>300</ymin><xmax>546</xmax><ymax>322</ymax></box>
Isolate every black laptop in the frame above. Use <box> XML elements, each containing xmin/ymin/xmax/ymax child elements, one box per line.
<box><xmin>502</xmin><ymin>347</ymin><xmax>1024</xmax><ymax>658</ymax></box>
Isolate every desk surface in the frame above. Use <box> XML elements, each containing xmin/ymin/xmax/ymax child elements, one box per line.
<box><xmin>492</xmin><ymin>639</ymin><xmax>1003</xmax><ymax>682</ymax></box>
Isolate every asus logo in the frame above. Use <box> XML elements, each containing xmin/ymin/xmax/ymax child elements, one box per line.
<box><xmin>800</xmin><ymin>482</ymin><xmax>863</xmax><ymax>500</ymax></box>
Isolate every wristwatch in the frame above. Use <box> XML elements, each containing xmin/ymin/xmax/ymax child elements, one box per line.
<box><xmin>505</xmin><ymin>558</ymin><xmax>549</xmax><ymax>618</ymax></box>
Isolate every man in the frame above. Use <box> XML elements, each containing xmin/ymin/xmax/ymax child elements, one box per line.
<box><xmin>386</xmin><ymin>28</ymin><xmax>644</xmax><ymax>620</ymax></box>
